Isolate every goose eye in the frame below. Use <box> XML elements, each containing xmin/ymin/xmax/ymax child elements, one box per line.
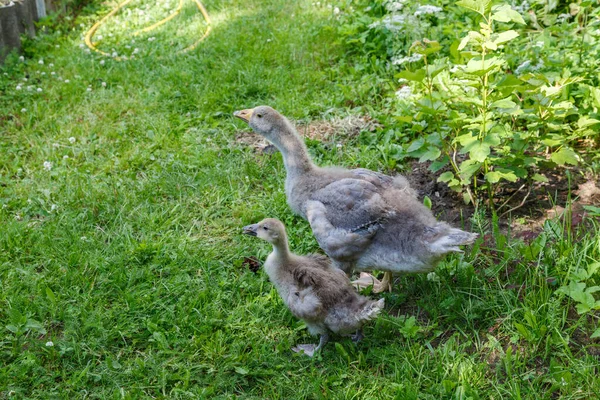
<box><xmin>256</xmin><ymin>114</ymin><xmax>263</xmax><ymax>118</ymax></box>
<box><xmin>263</xmin><ymin>226</ymin><xmax>268</xmax><ymax>230</ymax></box>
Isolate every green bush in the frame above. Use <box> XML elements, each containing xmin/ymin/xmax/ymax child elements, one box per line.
<box><xmin>334</xmin><ymin>0</ymin><xmax>600</xmax><ymax>210</ymax></box>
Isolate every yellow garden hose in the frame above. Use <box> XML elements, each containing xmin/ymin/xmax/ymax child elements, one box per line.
<box><xmin>84</xmin><ymin>0</ymin><xmax>212</xmax><ymax>60</ymax></box>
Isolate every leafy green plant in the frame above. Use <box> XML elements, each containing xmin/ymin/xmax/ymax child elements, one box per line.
<box><xmin>334</xmin><ymin>0</ymin><xmax>599</xmax><ymax>211</ymax></box>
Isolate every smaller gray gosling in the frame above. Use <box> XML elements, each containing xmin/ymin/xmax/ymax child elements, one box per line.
<box><xmin>243</xmin><ymin>218</ymin><xmax>384</xmax><ymax>357</ymax></box>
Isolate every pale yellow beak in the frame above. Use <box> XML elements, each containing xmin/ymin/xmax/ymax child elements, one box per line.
<box><xmin>233</xmin><ymin>108</ymin><xmax>254</xmax><ymax>123</ymax></box>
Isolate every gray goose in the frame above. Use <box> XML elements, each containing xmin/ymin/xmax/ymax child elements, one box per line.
<box><xmin>235</xmin><ymin>106</ymin><xmax>478</xmax><ymax>292</ymax></box>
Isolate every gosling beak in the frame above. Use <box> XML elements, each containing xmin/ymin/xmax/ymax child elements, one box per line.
<box><xmin>233</xmin><ymin>108</ymin><xmax>254</xmax><ymax>123</ymax></box>
<box><xmin>242</xmin><ymin>224</ymin><xmax>259</xmax><ymax>236</ymax></box>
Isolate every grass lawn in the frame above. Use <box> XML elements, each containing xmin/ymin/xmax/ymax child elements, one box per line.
<box><xmin>1</xmin><ymin>0</ymin><xmax>599</xmax><ymax>398</ymax></box>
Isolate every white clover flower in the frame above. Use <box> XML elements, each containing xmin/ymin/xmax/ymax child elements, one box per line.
<box><xmin>533</xmin><ymin>41</ymin><xmax>544</xmax><ymax>48</ymax></box>
<box><xmin>148</xmin><ymin>37</ymin><xmax>156</xmax><ymax>42</ymax></box>
<box><xmin>392</xmin><ymin>53</ymin><xmax>423</xmax><ymax>65</ymax></box>
<box><xmin>556</xmin><ymin>13</ymin><xmax>571</xmax><ymax>23</ymax></box>
<box><xmin>414</xmin><ymin>5</ymin><xmax>442</xmax><ymax>16</ymax></box>
<box><xmin>133</xmin><ymin>48</ymin><xmax>140</xmax><ymax>54</ymax></box>
<box><xmin>79</xmin><ymin>43</ymin><xmax>85</xmax><ymax>49</ymax></box>
<box><xmin>97</xmin><ymin>35</ymin><xmax>103</xmax><ymax>40</ymax></box>
<box><xmin>99</xmin><ymin>60</ymin><xmax>105</xmax><ymax>65</ymax></box>
<box><xmin>427</xmin><ymin>272</ymin><xmax>440</xmax><ymax>282</ymax></box>
<box><xmin>38</xmin><ymin>59</ymin><xmax>44</xmax><ymax>65</ymax></box>
<box><xmin>27</xmin><ymin>86</ymin><xmax>33</xmax><ymax>91</ymax></box>
<box><xmin>50</xmin><ymin>204</ymin><xmax>57</xmax><ymax>212</ymax></box>
<box><xmin>45</xmin><ymin>341</ymin><xmax>54</xmax><ymax>347</ymax></box>
<box><xmin>397</xmin><ymin>78</ymin><xmax>408</xmax><ymax>84</ymax></box>
<box><xmin>21</xmin><ymin>108</ymin><xmax>27</xmax><ymax>112</ymax></box>
<box><xmin>80</xmin><ymin>236</ymin><xmax>87</xmax><ymax>241</ymax></box>
<box><xmin>101</xmin><ymin>82</ymin><xmax>107</xmax><ymax>87</ymax></box>
<box><xmin>37</xmin><ymin>88</ymin><xmax>42</xmax><ymax>92</ymax></box>
<box><xmin>87</xmin><ymin>88</ymin><xmax>92</xmax><ymax>92</ymax></box>
<box><xmin>63</xmin><ymin>155</ymin><xmax>69</xmax><ymax>159</ymax></box>
<box><xmin>49</xmin><ymin>63</ymin><xmax>54</xmax><ymax>67</ymax></box>
<box><xmin>111</xmin><ymin>52</ymin><xmax>118</xmax><ymax>58</ymax></box>
<box><xmin>41</xmin><ymin>72</ymin><xmax>46</xmax><ymax>75</ymax></box>
<box><xmin>64</xmin><ymin>79</ymin><xmax>70</xmax><ymax>83</ymax></box>
<box><xmin>336</xmin><ymin>143</ymin><xmax>343</xmax><ymax>148</ymax></box>
<box><xmin>334</xmin><ymin>7</ymin><xmax>340</xmax><ymax>14</ymax></box>
<box><xmin>19</xmin><ymin>55</ymin><xmax>25</xmax><ymax>62</ymax></box>
<box><xmin>22</xmin><ymin>77</ymin><xmax>28</xmax><ymax>81</ymax></box>
<box><xmin>16</xmin><ymin>85</ymin><xmax>22</xmax><ymax>90</ymax></box>
<box><xmin>43</xmin><ymin>161</ymin><xmax>53</xmax><ymax>171</ymax></box>
<box><xmin>68</xmin><ymin>137</ymin><xmax>76</xmax><ymax>144</ymax></box>
<box><xmin>51</xmin><ymin>72</ymin><xmax>56</xmax><ymax>75</ymax></box>
<box><xmin>395</xmin><ymin>86</ymin><xmax>413</xmax><ymax>100</ymax></box>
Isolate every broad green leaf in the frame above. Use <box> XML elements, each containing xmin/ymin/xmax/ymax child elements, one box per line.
<box><xmin>490</xmin><ymin>97</ymin><xmax>516</xmax><ymax>109</ymax></box>
<box><xmin>46</xmin><ymin>287</ymin><xmax>56</xmax><ymax>304</ymax></box>
<box><xmin>437</xmin><ymin>171</ymin><xmax>455</xmax><ymax>183</ymax></box>
<box><xmin>423</xmin><ymin>196</ymin><xmax>432</xmax><ymax>210</ymax></box>
<box><xmin>457</xmin><ymin>35</ymin><xmax>470</xmax><ymax>51</ymax></box>
<box><xmin>419</xmin><ymin>146</ymin><xmax>442</xmax><ymax>162</ymax></box>
<box><xmin>463</xmin><ymin>57</ymin><xmax>504</xmax><ymax>75</ymax></box>
<box><xmin>458</xmin><ymin>160</ymin><xmax>482</xmax><ymax>180</ymax></box>
<box><xmin>532</xmin><ymin>173</ymin><xmax>548</xmax><ymax>183</ymax></box>
<box><xmin>550</xmin><ymin>147</ymin><xmax>579</xmax><ymax>166</ymax></box>
<box><xmin>397</xmin><ymin>69</ymin><xmax>426</xmax><ymax>83</ymax></box>
<box><xmin>591</xmin><ymin>328</ymin><xmax>600</xmax><ymax>339</ymax></box>
<box><xmin>485</xmin><ymin>170</ymin><xmax>517</xmax><ymax>183</ymax></box>
<box><xmin>483</xmin><ymin>41</ymin><xmax>497</xmax><ymax>50</ymax></box>
<box><xmin>577</xmin><ymin>116</ymin><xmax>600</xmax><ymax>129</ymax></box>
<box><xmin>406</xmin><ymin>137</ymin><xmax>426</xmax><ymax>153</ymax></box>
<box><xmin>588</xmin><ymin>262</ymin><xmax>600</xmax><ymax>277</ymax></box>
<box><xmin>457</xmin><ymin>0</ymin><xmax>492</xmax><ymax>16</ymax></box>
<box><xmin>491</xmin><ymin>4</ymin><xmax>526</xmax><ymax>24</ymax></box>
<box><xmin>468</xmin><ymin>142</ymin><xmax>491</xmax><ymax>162</ymax></box>
<box><xmin>429</xmin><ymin>156</ymin><xmax>450</xmax><ymax>172</ymax></box>
<box><xmin>541</xmin><ymin>85</ymin><xmax>562</xmax><ymax>97</ymax></box>
<box><xmin>494</xmin><ymin>30</ymin><xmax>519</xmax><ymax>44</ymax></box>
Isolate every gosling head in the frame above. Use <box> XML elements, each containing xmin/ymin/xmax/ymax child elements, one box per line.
<box><xmin>233</xmin><ymin>106</ymin><xmax>290</xmax><ymax>141</ymax></box>
<box><xmin>242</xmin><ymin>218</ymin><xmax>287</xmax><ymax>245</ymax></box>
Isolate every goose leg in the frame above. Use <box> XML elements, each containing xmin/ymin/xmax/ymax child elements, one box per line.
<box><xmin>292</xmin><ymin>333</ymin><xmax>329</xmax><ymax>357</ymax></box>
<box><xmin>352</xmin><ymin>271</ymin><xmax>393</xmax><ymax>293</ymax></box>
<box><xmin>372</xmin><ymin>271</ymin><xmax>393</xmax><ymax>293</ymax></box>
<box><xmin>351</xmin><ymin>329</ymin><xmax>364</xmax><ymax>343</ymax></box>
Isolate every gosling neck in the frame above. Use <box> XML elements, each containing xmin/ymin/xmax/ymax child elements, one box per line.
<box><xmin>270</xmin><ymin>236</ymin><xmax>291</xmax><ymax>263</ymax></box>
<box><xmin>268</xmin><ymin>122</ymin><xmax>314</xmax><ymax>176</ymax></box>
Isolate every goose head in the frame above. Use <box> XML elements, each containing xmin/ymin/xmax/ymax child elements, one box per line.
<box><xmin>243</xmin><ymin>218</ymin><xmax>287</xmax><ymax>245</ymax></box>
<box><xmin>234</xmin><ymin>106</ymin><xmax>291</xmax><ymax>142</ymax></box>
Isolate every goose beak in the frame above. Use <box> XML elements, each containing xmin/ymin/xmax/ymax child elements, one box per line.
<box><xmin>233</xmin><ymin>108</ymin><xmax>254</xmax><ymax>123</ymax></box>
<box><xmin>242</xmin><ymin>224</ymin><xmax>258</xmax><ymax>236</ymax></box>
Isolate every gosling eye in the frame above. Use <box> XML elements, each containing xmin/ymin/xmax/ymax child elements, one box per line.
<box><xmin>263</xmin><ymin>226</ymin><xmax>268</xmax><ymax>230</ymax></box>
<box><xmin>256</xmin><ymin>113</ymin><xmax>263</xmax><ymax>118</ymax></box>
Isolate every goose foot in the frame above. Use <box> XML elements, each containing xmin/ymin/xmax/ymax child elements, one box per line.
<box><xmin>292</xmin><ymin>334</ymin><xmax>329</xmax><ymax>357</ymax></box>
<box><xmin>351</xmin><ymin>329</ymin><xmax>364</xmax><ymax>343</ymax></box>
<box><xmin>352</xmin><ymin>272</ymin><xmax>393</xmax><ymax>293</ymax></box>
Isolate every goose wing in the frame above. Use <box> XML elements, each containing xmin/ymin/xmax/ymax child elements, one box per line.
<box><xmin>306</xmin><ymin>178</ymin><xmax>391</xmax><ymax>260</ymax></box>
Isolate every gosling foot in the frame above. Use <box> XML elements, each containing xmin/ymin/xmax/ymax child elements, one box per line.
<box><xmin>292</xmin><ymin>334</ymin><xmax>329</xmax><ymax>357</ymax></box>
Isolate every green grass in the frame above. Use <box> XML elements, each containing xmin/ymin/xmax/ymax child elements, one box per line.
<box><xmin>1</xmin><ymin>0</ymin><xmax>600</xmax><ymax>398</ymax></box>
